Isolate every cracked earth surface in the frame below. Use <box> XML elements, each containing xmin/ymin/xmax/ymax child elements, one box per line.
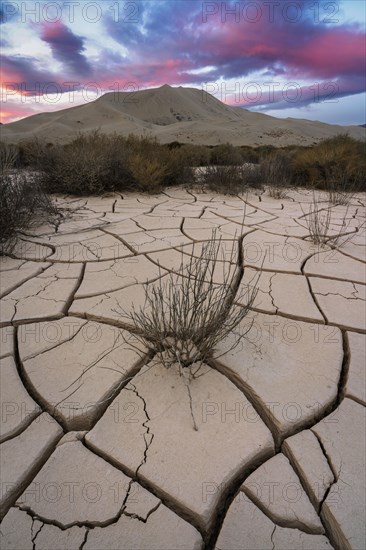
<box><xmin>0</xmin><ymin>187</ymin><xmax>365</xmax><ymax>549</ymax></box>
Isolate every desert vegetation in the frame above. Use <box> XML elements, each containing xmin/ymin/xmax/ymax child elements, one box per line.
<box><xmin>1</xmin><ymin>134</ymin><xmax>361</xmax><ymax>249</ymax></box>
<box><xmin>0</xmin><ymin>133</ymin><xmax>363</xmax><ymax>199</ymax></box>
<box><xmin>0</xmin><ymin>172</ymin><xmax>61</xmax><ymax>254</ymax></box>
<box><xmin>1</xmin><ymin>133</ymin><xmax>361</xmax><ymax>249</ymax></box>
<box><xmin>119</xmin><ymin>234</ymin><xmax>258</xmax><ymax>370</ymax></box>
<box><xmin>0</xmin><ymin>142</ymin><xmax>19</xmax><ymax>174</ymax></box>
<box><xmin>300</xmin><ymin>192</ymin><xmax>362</xmax><ymax>248</ymax></box>
<box><xmin>16</xmin><ymin>132</ymin><xmax>194</xmax><ymax>195</ymax></box>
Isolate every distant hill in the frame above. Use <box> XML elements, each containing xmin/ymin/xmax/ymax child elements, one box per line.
<box><xmin>1</xmin><ymin>84</ymin><xmax>365</xmax><ymax>146</ymax></box>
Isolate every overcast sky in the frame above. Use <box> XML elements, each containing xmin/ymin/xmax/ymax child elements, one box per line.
<box><xmin>1</xmin><ymin>0</ymin><xmax>365</xmax><ymax>125</ymax></box>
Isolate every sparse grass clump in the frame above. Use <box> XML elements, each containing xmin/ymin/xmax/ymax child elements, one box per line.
<box><xmin>0</xmin><ymin>172</ymin><xmax>60</xmax><ymax>253</ymax></box>
<box><xmin>327</xmin><ymin>182</ymin><xmax>354</xmax><ymax>206</ymax></box>
<box><xmin>119</xmin><ymin>235</ymin><xmax>258</xmax><ymax>369</ymax></box>
<box><xmin>301</xmin><ymin>192</ymin><xmax>358</xmax><ymax>247</ymax></box>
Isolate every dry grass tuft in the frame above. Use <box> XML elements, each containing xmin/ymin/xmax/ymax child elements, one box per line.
<box><xmin>301</xmin><ymin>192</ymin><xmax>357</xmax><ymax>247</ymax></box>
<box><xmin>118</xmin><ymin>233</ymin><xmax>258</xmax><ymax>369</ymax></box>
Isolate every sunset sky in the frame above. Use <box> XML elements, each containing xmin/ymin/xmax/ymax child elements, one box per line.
<box><xmin>1</xmin><ymin>0</ymin><xmax>365</xmax><ymax>125</ymax></box>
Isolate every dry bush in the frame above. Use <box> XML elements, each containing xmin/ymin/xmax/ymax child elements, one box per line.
<box><xmin>0</xmin><ymin>172</ymin><xmax>61</xmax><ymax>253</ymax></box>
<box><xmin>127</xmin><ymin>136</ymin><xmax>194</xmax><ymax>191</ymax></box>
<box><xmin>242</xmin><ymin>163</ymin><xmax>263</xmax><ymax>188</ymax></box>
<box><xmin>301</xmin><ymin>193</ymin><xmax>356</xmax><ymax>247</ymax></box>
<box><xmin>17</xmin><ymin>138</ymin><xmax>51</xmax><ymax>169</ymax></box>
<box><xmin>118</xmin><ymin>234</ymin><xmax>258</xmax><ymax>369</ymax></box>
<box><xmin>0</xmin><ymin>143</ymin><xmax>18</xmax><ymax>174</ymax></box>
<box><xmin>238</xmin><ymin>146</ymin><xmax>261</xmax><ymax>163</ymax></box>
<box><xmin>202</xmin><ymin>164</ymin><xmax>247</xmax><ymax>194</ymax></box>
<box><xmin>260</xmin><ymin>150</ymin><xmax>293</xmax><ymax>198</ymax></box>
<box><xmin>267</xmin><ymin>187</ymin><xmax>287</xmax><ymax>199</ymax></box>
<box><xmin>201</xmin><ymin>163</ymin><xmax>263</xmax><ymax>194</ymax></box>
<box><xmin>210</xmin><ymin>143</ymin><xmax>243</xmax><ymax>165</ymax></box>
<box><xmin>292</xmin><ymin>134</ymin><xmax>366</xmax><ymax>192</ymax></box>
<box><xmin>38</xmin><ymin>132</ymin><xmax>133</xmax><ymax>195</ymax></box>
<box><xmin>327</xmin><ymin>180</ymin><xmax>355</xmax><ymax>206</ymax></box>
<box><xmin>129</xmin><ymin>153</ymin><xmax>169</xmax><ymax>193</ymax></box>
<box><xmin>178</xmin><ymin>144</ymin><xmax>211</xmax><ymax>167</ymax></box>
<box><xmin>35</xmin><ymin>132</ymin><xmax>193</xmax><ymax>195</ymax></box>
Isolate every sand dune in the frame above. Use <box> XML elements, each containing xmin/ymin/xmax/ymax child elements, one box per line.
<box><xmin>2</xmin><ymin>84</ymin><xmax>365</xmax><ymax>146</ymax></box>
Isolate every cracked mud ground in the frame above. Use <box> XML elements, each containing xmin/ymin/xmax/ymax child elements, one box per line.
<box><xmin>0</xmin><ymin>187</ymin><xmax>365</xmax><ymax>550</ymax></box>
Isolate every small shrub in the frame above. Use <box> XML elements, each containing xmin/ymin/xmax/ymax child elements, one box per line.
<box><xmin>210</xmin><ymin>143</ymin><xmax>243</xmax><ymax>166</ymax></box>
<box><xmin>36</xmin><ymin>132</ymin><xmax>194</xmax><ymax>195</ymax></box>
<box><xmin>38</xmin><ymin>132</ymin><xmax>134</xmax><ymax>194</ymax></box>
<box><xmin>267</xmin><ymin>185</ymin><xmax>288</xmax><ymax>199</ymax></box>
<box><xmin>178</xmin><ymin>144</ymin><xmax>211</xmax><ymax>167</ymax></box>
<box><xmin>167</xmin><ymin>141</ymin><xmax>182</xmax><ymax>150</ymax></box>
<box><xmin>257</xmin><ymin>145</ymin><xmax>277</xmax><ymax>161</ymax></box>
<box><xmin>129</xmin><ymin>153</ymin><xmax>169</xmax><ymax>193</ymax></box>
<box><xmin>292</xmin><ymin>134</ymin><xmax>366</xmax><ymax>192</ymax></box>
<box><xmin>327</xmin><ymin>181</ymin><xmax>354</xmax><ymax>206</ymax></box>
<box><xmin>0</xmin><ymin>172</ymin><xmax>60</xmax><ymax>253</ymax></box>
<box><xmin>119</xmin><ymin>234</ymin><xmax>258</xmax><ymax>369</ymax></box>
<box><xmin>238</xmin><ymin>146</ymin><xmax>261</xmax><ymax>164</ymax></box>
<box><xmin>301</xmin><ymin>193</ymin><xmax>356</xmax><ymax>247</ymax></box>
<box><xmin>202</xmin><ymin>165</ymin><xmax>247</xmax><ymax>194</ymax></box>
<box><xmin>202</xmin><ymin>163</ymin><xmax>263</xmax><ymax>194</ymax></box>
<box><xmin>0</xmin><ymin>142</ymin><xmax>18</xmax><ymax>173</ymax></box>
<box><xmin>244</xmin><ymin>163</ymin><xmax>263</xmax><ymax>188</ymax></box>
<box><xmin>127</xmin><ymin>137</ymin><xmax>194</xmax><ymax>191</ymax></box>
<box><xmin>17</xmin><ymin>138</ymin><xmax>50</xmax><ymax>169</ymax></box>
<box><xmin>260</xmin><ymin>150</ymin><xmax>293</xmax><ymax>198</ymax></box>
